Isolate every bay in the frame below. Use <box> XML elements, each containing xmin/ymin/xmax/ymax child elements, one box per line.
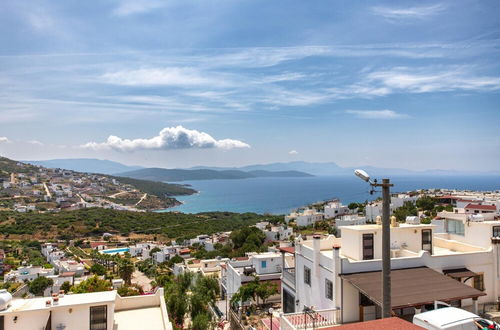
<box><xmin>159</xmin><ymin>175</ymin><xmax>500</xmax><ymax>215</ymax></box>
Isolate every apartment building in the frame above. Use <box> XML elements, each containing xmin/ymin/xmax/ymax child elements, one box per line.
<box><xmin>0</xmin><ymin>288</ymin><xmax>173</xmax><ymax>330</ymax></box>
<box><xmin>221</xmin><ymin>252</ymin><xmax>283</xmax><ymax>305</ymax></box>
<box><xmin>334</xmin><ymin>215</ymin><xmax>367</xmax><ymax>235</ymax></box>
<box><xmin>324</xmin><ymin>201</ymin><xmax>350</xmax><ymax>219</ymax></box>
<box><xmin>279</xmin><ymin>214</ymin><xmax>499</xmax><ymax>328</ymax></box>
<box><xmin>285</xmin><ymin>209</ymin><xmax>324</xmax><ymax>227</ymax></box>
<box><xmin>255</xmin><ymin>222</ymin><xmax>294</xmax><ymax>242</ymax></box>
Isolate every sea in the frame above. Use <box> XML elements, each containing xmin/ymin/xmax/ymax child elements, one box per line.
<box><xmin>158</xmin><ymin>175</ymin><xmax>500</xmax><ymax>215</ymax></box>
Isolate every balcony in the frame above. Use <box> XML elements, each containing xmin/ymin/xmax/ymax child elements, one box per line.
<box><xmin>280</xmin><ymin>308</ymin><xmax>341</xmax><ymax>330</ymax></box>
<box><xmin>282</xmin><ymin>267</ymin><xmax>295</xmax><ymax>290</ymax></box>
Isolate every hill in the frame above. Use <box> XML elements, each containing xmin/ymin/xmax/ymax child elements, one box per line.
<box><xmin>118</xmin><ymin>167</ymin><xmax>313</xmax><ymax>182</ymax></box>
<box><xmin>26</xmin><ymin>158</ymin><xmax>143</xmax><ymax>175</ymax></box>
<box><xmin>0</xmin><ymin>208</ymin><xmax>281</xmax><ymax>240</ymax></box>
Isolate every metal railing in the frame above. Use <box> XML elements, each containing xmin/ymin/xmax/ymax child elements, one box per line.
<box><xmin>280</xmin><ymin>308</ymin><xmax>341</xmax><ymax>329</ymax></box>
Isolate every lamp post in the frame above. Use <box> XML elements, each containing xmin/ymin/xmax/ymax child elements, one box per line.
<box><xmin>354</xmin><ymin>170</ymin><xmax>393</xmax><ymax>318</ymax></box>
<box><xmin>269</xmin><ymin>307</ymin><xmax>274</xmax><ymax>330</ymax></box>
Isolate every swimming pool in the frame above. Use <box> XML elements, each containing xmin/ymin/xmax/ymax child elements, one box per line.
<box><xmin>100</xmin><ymin>247</ymin><xmax>130</xmax><ymax>254</ymax></box>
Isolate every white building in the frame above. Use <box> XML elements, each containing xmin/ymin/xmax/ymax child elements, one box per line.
<box><xmin>278</xmin><ymin>214</ymin><xmax>500</xmax><ymax>328</ymax></box>
<box><xmin>129</xmin><ymin>243</ymin><xmax>159</xmax><ymax>260</ymax></box>
<box><xmin>390</xmin><ymin>193</ymin><xmax>418</xmax><ymax>208</ymax></box>
<box><xmin>0</xmin><ymin>288</ymin><xmax>173</xmax><ymax>330</ymax></box>
<box><xmin>324</xmin><ymin>201</ymin><xmax>350</xmax><ymax>219</ymax></box>
<box><xmin>5</xmin><ymin>266</ymin><xmax>55</xmax><ymax>282</ymax></box>
<box><xmin>286</xmin><ymin>209</ymin><xmax>324</xmax><ymax>227</ymax></box>
<box><xmin>221</xmin><ymin>252</ymin><xmax>282</xmax><ymax>306</ymax></box>
<box><xmin>255</xmin><ymin>222</ymin><xmax>294</xmax><ymax>242</ymax></box>
<box><xmin>53</xmin><ymin>260</ymin><xmax>85</xmax><ymax>277</ymax></box>
<box><xmin>334</xmin><ymin>215</ymin><xmax>367</xmax><ymax>235</ymax></box>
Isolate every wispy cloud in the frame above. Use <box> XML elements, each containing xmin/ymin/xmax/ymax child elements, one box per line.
<box><xmin>346</xmin><ymin>110</ymin><xmax>409</xmax><ymax>119</ymax></box>
<box><xmin>372</xmin><ymin>4</ymin><xmax>446</xmax><ymax>20</ymax></box>
<box><xmin>27</xmin><ymin>140</ymin><xmax>44</xmax><ymax>146</ymax></box>
<box><xmin>365</xmin><ymin>67</ymin><xmax>500</xmax><ymax>94</ymax></box>
<box><xmin>82</xmin><ymin>126</ymin><xmax>250</xmax><ymax>152</ymax></box>
<box><xmin>288</xmin><ymin>150</ymin><xmax>299</xmax><ymax>155</ymax></box>
<box><xmin>112</xmin><ymin>0</ymin><xmax>166</xmax><ymax>16</ymax></box>
<box><xmin>101</xmin><ymin>67</ymin><xmax>228</xmax><ymax>87</ymax></box>
<box><xmin>0</xmin><ymin>137</ymin><xmax>11</xmax><ymax>143</ymax></box>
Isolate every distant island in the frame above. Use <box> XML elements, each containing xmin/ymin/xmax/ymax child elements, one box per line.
<box><xmin>117</xmin><ymin>168</ymin><xmax>313</xmax><ymax>182</ymax></box>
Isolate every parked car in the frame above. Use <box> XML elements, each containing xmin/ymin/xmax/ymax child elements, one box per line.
<box><xmin>413</xmin><ymin>307</ymin><xmax>500</xmax><ymax>330</ymax></box>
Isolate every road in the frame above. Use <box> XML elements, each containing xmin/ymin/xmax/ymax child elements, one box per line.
<box><xmin>43</xmin><ymin>182</ymin><xmax>52</xmax><ymax>198</ymax></box>
<box><xmin>131</xmin><ymin>270</ymin><xmax>153</xmax><ymax>292</ymax></box>
<box><xmin>135</xmin><ymin>193</ymin><xmax>148</xmax><ymax>206</ymax></box>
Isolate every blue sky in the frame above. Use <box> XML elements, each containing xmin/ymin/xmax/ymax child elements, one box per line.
<box><xmin>0</xmin><ymin>0</ymin><xmax>499</xmax><ymax>171</ymax></box>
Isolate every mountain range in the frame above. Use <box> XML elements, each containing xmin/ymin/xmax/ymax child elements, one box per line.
<box><xmin>25</xmin><ymin>158</ymin><xmax>498</xmax><ymax>181</ymax></box>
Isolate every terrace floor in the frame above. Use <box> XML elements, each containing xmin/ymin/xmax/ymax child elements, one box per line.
<box><xmin>113</xmin><ymin>307</ymin><xmax>165</xmax><ymax>330</ymax></box>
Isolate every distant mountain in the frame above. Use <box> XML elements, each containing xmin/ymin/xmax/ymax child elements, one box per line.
<box><xmin>118</xmin><ymin>168</ymin><xmax>313</xmax><ymax>182</ymax></box>
<box><xmin>26</xmin><ymin>158</ymin><xmax>143</xmax><ymax>175</ymax></box>
<box><xmin>190</xmin><ymin>161</ymin><xmax>490</xmax><ymax>176</ymax></box>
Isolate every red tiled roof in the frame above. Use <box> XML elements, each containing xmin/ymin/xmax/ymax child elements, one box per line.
<box><xmin>179</xmin><ymin>248</ymin><xmax>191</xmax><ymax>254</ymax></box>
<box><xmin>234</xmin><ymin>256</ymin><xmax>249</xmax><ymax>261</ymax></box>
<box><xmin>191</xmin><ymin>259</ymin><xmax>201</xmax><ymax>264</ymax></box>
<box><xmin>278</xmin><ymin>246</ymin><xmax>295</xmax><ymax>254</ymax></box>
<box><xmin>90</xmin><ymin>242</ymin><xmax>107</xmax><ymax>248</ymax></box>
<box><xmin>335</xmin><ymin>317</ymin><xmax>423</xmax><ymax>329</ymax></box>
<box><xmin>465</xmin><ymin>203</ymin><xmax>496</xmax><ymax>211</ymax></box>
<box><xmin>60</xmin><ymin>272</ymin><xmax>76</xmax><ymax>277</ymax></box>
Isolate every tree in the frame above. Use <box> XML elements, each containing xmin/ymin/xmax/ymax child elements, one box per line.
<box><xmin>90</xmin><ymin>263</ymin><xmax>107</xmax><ymax>276</ymax></box>
<box><xmin>416</xmin><ymin>196</ymin><xmax>436</xmax><ymax>211</ymax></box>
<box><xmin>60</xmin><ymin>281</ymin><xmax>72</xmax><ymax>294</ymax></box>
<box><xmin>255</xmin><ymin>282</ymin><xmax>278</xmax><ymax>306</ymax></box>
<box><xmin>71</xmin><ymin>276</ymin><xmax>111</xmax><ymax>293</ymax></box>
<box><xmin>149</xmin><ymin>246</ymin><xmax>161</xmax><ymax>257</ymax></box>
<box><xmin>118</xmin><ymin>257</ymin><xmax>135</xmax><ymax>285</ymax></box>
<box><xmin>348</xmin><ymin>202</ymin><xmax>359</xmax><ymax>210</ymax></box>
<box><xmin>192</xmin><ymin>312</ymin><xmax>212</xmax><ymax>330</ymax></box>
<box><xmin>393</xmin><ymin>201</ymin><xmax>418</xmax><ymax>222</ymax></box>
<box><xmin>29</xmin><ymin>276</ymin><xmax>53</xmax><ymax>296</ymax></box>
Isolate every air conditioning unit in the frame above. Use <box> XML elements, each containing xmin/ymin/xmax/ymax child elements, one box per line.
<box><xmin>469</xmin><ymin>214</ymin><xmax>485</xmax><ymax>222</ymax></box>
<box><xmin>405</xmin><ymin>216</ymin><xmax>420</xmax><ymax>224</ymax></box>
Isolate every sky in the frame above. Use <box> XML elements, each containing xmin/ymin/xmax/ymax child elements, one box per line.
<box><xmin>0</xmin><ymin>0</ymin><xmax>499</xmax><ymax>171</ymax></box>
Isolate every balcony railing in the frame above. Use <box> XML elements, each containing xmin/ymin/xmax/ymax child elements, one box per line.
<box><xmin>280</xmin><ymin>308</ymin><xmax>341</xmax><ymax>329</ymax></box>
<box><xmin>282</xmin><ymin>267</ymin><xmax>295</xmax><ymax>289</ymax></box>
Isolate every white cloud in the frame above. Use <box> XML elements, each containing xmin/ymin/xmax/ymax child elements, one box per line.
<box><xmin>346</xmin><ymin>110</ymin><xmax>408</xmax><ymax>119</ymax></box>
<box><xmin>365</xmin><ymin>67</ymin><xmax>500</xmax><ymax>93</ymax></box>
<box><xmin>372</xmin><ymin>4</ymin><xmax>446</xmax><ymax>20</ymax></box>
<box><xmin>289</xmin><ymin>150</ymin><xmax>299</xmax><ymax>155</ymax></box>
<box><xmin>101</xmin><ymin>67</ymin><xmax>226</xmax><ymax>87</ymax></box>
<box><xmin>0</xmin><ymin>137</ymin><xmax>10</xmax><ymax>143</ymax></box>
<box><xmin>112</xmin><ymin>0</ymin><xmax>165</xmax><ymax>16</ymax></box>
<box><xmin>82</xmin><ymin>126</ymin><xmax>250</xmax><ymax>152</ymax></box>
<box><xmin>27</xmin><ymin>140</ymin><xmax>44</xmax><ymax>146</ymax></box>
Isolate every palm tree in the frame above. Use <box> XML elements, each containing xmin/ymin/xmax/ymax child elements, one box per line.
<box><xmin>118</xmin><ymin>258</ymin><xmax>135</xmax><ymax>285</ymax></box>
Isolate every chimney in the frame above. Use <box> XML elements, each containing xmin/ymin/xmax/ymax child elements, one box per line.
<box><xmin>376</xmin><ymin>216</ymin><xmax>382</xmax><ymax>225</ymax></box>
<box><xmin>391</xmin><ymin>216</ymin><xmax>399</xmax><ymax>227</ymax></box>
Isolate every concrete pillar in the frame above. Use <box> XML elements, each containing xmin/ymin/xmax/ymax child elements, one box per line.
<box><xmin>313</xmin><ymin>235</ymin><xmax>321</xmax><ymax>275</ymax></box>
<box><xmin>473</xmin><ymin>298</ymin><xmax>478</xmax><ymax>315</ymax></box>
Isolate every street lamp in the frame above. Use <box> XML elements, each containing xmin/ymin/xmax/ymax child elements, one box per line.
<box><xmin>268</xmin><ymin>307</ymin><xmax>274</xmax><ymax>330</ymax></box>
<box><xmin>354</xmin><ymin>169</ymin><xmax>393</xmax><ymax>318</ymax></box>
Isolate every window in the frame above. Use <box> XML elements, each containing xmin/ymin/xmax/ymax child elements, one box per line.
<box><xmin>90</xmin><ymin>305</ymin><xmax>107</xmax><ymax>330</ymax></box>
<box><xmin>0</xmin><ymin>316</ymin><xmax>4</xmax><ymax>330</ymax></box>
<box><xmin>422</xmin><ymin>229</ymin><xmax>432</xmax><ymax>253</ymax></box>
<box><xmin>493</xmin><ymin>226</ymin><xmax>500</xmax><ymax>238</ymax></box>
<box><xmin>283</xmin><ymin>289</ymin><xmax>295</xmax><ymax>313</ymax></box>
<box><xmin>362</xmin><ymin>234</ymin><xmax>374</xmax><ymax>260</ymax></box>
<box><xmin>261</xmin><ymin>260</ymin><xmax>267</xmax><ymax>268</ymax></box>
<box><xmin>474</xmin><ymin>274</ymin><xmax>485</xmax><ymax>291</ymax></box>
<box><xmin>325</xmin><ymin>279</ymin><xmax>333</xmax><ymax>300</ymax></box>
<box><xmin>446</xmin><ymin>220</ymin><xmax>465</xmax><ymax>236</ymax></box>
<box><xmin>304</xmin><ymin>266</ymin><xmax>311</xmax><ymax>285</ymax></box>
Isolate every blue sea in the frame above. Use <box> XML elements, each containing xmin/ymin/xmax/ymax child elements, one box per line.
<box><xmin>159</xmin><ymin>175</ymin><xmax>500</xmax><ymax>215</ymax></box>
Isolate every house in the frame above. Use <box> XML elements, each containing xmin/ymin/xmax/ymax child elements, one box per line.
<box><xmin>324</xmin><ymin>200</ymin><xmax>350</xmax><ymax>219</ymax></box>
<box><xmin>286</xmin><ymin>209</ymin><xmax>324</xmax><ymax>227</ymax></box>
<box><xmin>129</xmin><ymin>243</ymin><xmax>159</xmax><ymax>260</ymax></box>
<box><xmin>255</xmin><ymin>222</ymin><xmax>294</xmax><ymax>242</ymax></box>
<box><xmin>53</xmin><ymin>260</ymin><xmax>85</xmax><ymax>277</ymax></box>
<box><xmin>221</xmin><ymin>252</ymin><xmax>282</xmax><ymax>306</ymax></box>
<box><xmin>278</xmin><ymin>213</ymin><xmax>499</xmax><ymax>328</ymax></box>
<box><xmin>464</xmin><ymin>203</ymin><xmax>497</xmax><ymax>214</ymax></box>
<box><xmin>5</xmin><ymin>265</ymin><xmax>55</xmax><ymax>282</ymax></box>
<box><xmin>334</xmin><ymin>215</ymin><xmax>367</xmax><ymax>235</ymax></box>
<box><xmin>0</xmin><ymin>288</ymin><xmax>173</xmax><ymax>330</ymax></box>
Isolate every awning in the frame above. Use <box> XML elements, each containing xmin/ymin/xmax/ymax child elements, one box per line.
<box><xmin>443</xmin><ymin>268</ymin><xmax>478</xmax><ymax>279</ymax></box>
<box><xmin>341</xmin><ymin>267</ymin><xmax>486</xmax><ymax>309</ymax></box>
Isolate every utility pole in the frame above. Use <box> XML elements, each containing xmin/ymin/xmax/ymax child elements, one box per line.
<box><xmin>372</xmin><ymin>178</ymin><xmax>393</xmax><ymax>318</ymax></box>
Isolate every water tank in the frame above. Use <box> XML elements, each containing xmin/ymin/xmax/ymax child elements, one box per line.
<box><xmin>0</xmin><ymin>289</ymin><xmax>13</xmax><ymax>311</ymax></box>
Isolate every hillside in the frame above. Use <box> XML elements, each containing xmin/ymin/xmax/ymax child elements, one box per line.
<box><xmin>26</xmin><ymin>158</ymin><xmax>143</xmax><ymax>175</ymax></box>
<box><xmin>118</xmin><ymin>167</ymin><xmax>313</xmax><ymax>182</ymax></box>
<box><xmin>0</xmin><ymin>208</ymin><xmax>281</xmax><ymax>240</ymax></box>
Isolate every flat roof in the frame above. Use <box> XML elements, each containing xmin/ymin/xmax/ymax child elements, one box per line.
<box><xmin>1</xmin><ymin>291</ymin><xmax>116</xmax><ymax>313</ymax></box>
<box><xmin>114</xmin><ymin>307</ymin><xmax>166</xmax><ymax>330</ymax></box>
<box><xmin>413</xmin><ymin>307</ymin><xmax>478</xmax><ymax>327</ymax></box>
<box><xmin>341</xmin><ymin>267</ymin><xmax>486</xmax><ymax>309</ymax></box>
<box><xmin>343</xmin><ymin>223</ymin><xmax>435</xmax><ymax>231</ymax></box>
<box><xmin>335</xmin><ymin>317</ymin><xmax>423</xmax><ymax>329</ymax></box>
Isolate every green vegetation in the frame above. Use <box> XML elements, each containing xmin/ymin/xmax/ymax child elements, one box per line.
<box><xmin>29</xmin><ymin>276</ymin><xmax>53</xmax><ymax>296</ymax></box>
<box><xmin>90</xmin><ymin>264</ymin><xmax>107</xmax><ymax>276</ymax></box>
<box><xmin>230</xmin><ymin>276</ymin><xmax>278</xmax><ymax>308</ymax></box>
<box><xmin>0</xmin><ymin>208</ymin><xmax>280</xmax><ymax>240</ymax></box>
<box><xmin>111</xmin><ymin>175</ymin><xmax>196</xmax><ymax>196</ymax></box>
<box><xmin>0</xmin><ymin>156</ymin><xmax>39</xmax><ymax>175</ymax></box>
<box><xmin>60</xmin><ymin>281</ymin><xmax>72</xmax><ymax>293</ymax></box>
<box><xmin>393</xmin><ymin>201</ymin><xmax>418</xmax><ymax>222</ymax></box>
<box><xmin>118</xmin><ymin>257</ymin><xmax>135</xmax><ymax>285</ymax></box>
<box><xmin>71</xmin><ymin>276</ymin><xmax>111</xmax><ymax>293</ymax></box>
